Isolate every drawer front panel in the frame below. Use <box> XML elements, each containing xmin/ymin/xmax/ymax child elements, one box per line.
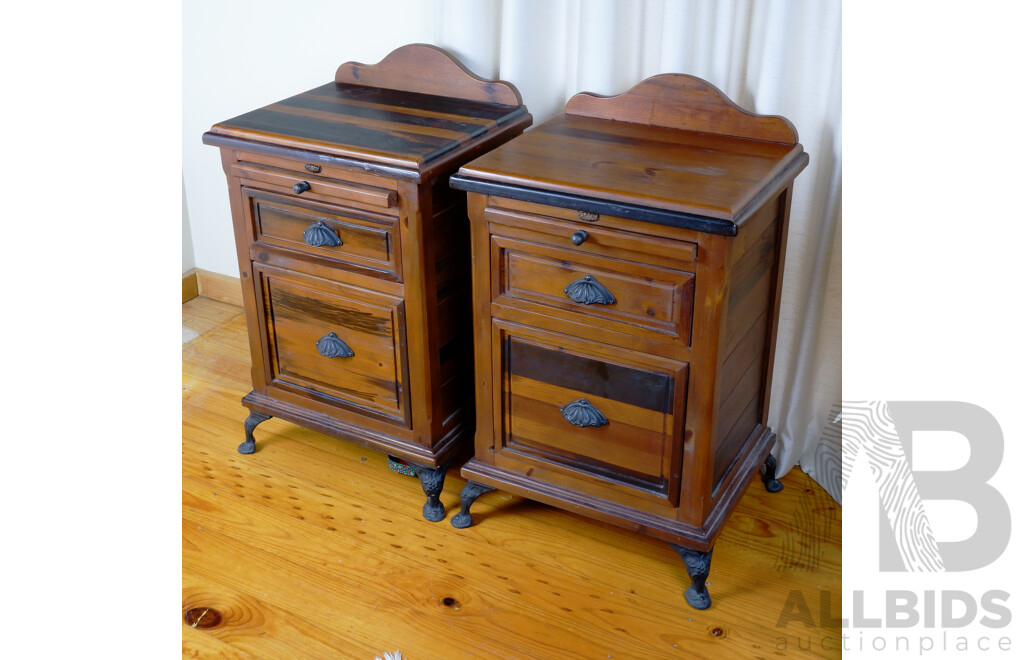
<box><xmin>231</xmin><ymin>160</ymin><xmax>397</xmax><ymax>209</ymax></box>
<box><xmin>235</xmin><ymin>151</ymin><xmax>401</xmax><ymax>195</ymax></box>
<box><xmin>485</xmin><ymin>204</ymin><xmax>698</xmax><ymax>270</ymax></box>
<box><xmin>494</xmin><ymin>235</ymin><xmax>694</xmax><ymax>344</ymax></box>
<box><xmin>496</xmin><ymin>327</ymin><xmax>687</xmax><ymax>506</ymax></box>
<box><xmin>245</xmin><ymin>189</ymin><xmax>400</xmax><ymax>280</ymax></box>
<box><xmin>258</xmin><ymin>268</ymin><xmax>407</xmax><ymax>422</ymax></box>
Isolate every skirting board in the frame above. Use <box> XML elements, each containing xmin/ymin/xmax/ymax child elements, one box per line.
<box><xmin>182</xmin><ymin>268</ymin><xmax>242</xmax><ymax>307</ymax></box>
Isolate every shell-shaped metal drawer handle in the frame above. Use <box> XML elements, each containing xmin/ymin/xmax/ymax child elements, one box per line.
<box><xmin>315</xmin><ymin>332</ymin><xmax>354</xmax><ymax>358</ymax></box>
<box><xmin>560</xmin><ymin>399</ymin><xmax>609</xmax><ymax>428</ymax></box>
<box><xmin>303</xmin><ymin>220</ymin><xmax>342</xmax><ymax>248</ymax></box>
<box><xmin>564</xmin><ymin>274</ymin><xmax>615</xmax><ymax>305</ymax></box>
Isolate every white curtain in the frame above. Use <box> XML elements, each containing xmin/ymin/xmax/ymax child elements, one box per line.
<box><xmin>434</xmin><ymin>0</ymin><xmax>843</xmax><ymax>501</ymax></box>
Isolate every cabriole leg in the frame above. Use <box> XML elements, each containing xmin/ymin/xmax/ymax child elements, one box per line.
<box><xmin>669</xmin><ymin>544</ymin><xmax>714</xmax><ymax>610</ymax></box>
<box><xmin>239</xmin><ymin>411</ymin><xmax>271</xmax><ymax>454</ymax></box>
<box><xmin>408</xmin><ymin>459</ymin><xmax>451</xmax><ymax>522</ymax></box>
<box><xmin>451</xmin><ymin>481</ymin><xmax>496</xmax><ymax>529</ymax></box>
<box><xmin>761</xmin><ymin>453</ymin><xmax>784</xmax><ymax>493</ymax></box>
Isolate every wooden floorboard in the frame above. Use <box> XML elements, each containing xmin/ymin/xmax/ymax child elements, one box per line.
<box><xmin>182</xmin><ymin>296</ymin><xmax>842</xmax><ymax>659</ymax></box>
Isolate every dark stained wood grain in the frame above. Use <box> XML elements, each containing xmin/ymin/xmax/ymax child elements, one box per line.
<box><xmin>720</xmin><ymin>310</ymin><xmax>770</xmax><ymax>399</ymax></box>
<box><xmin>245</xmin><ymin>190</ymin><xmax>399</xmax><ymax>280</ymax></box>
<box><xmin>496</xmin><ymin>237</ymin><xmax>695</xmax><ymax>343</ymax></box>
<box><xmin>712</xmin><ymin>193</ymin><xmax>784</xmax><ymax>490</ymax></box>
<box><xmin>428</xmin><ymin>177</ymin><xmax>475</xmax><ymax>439</ymax></box>
<box><xmin>334</xmin><ymin>43</ymin><xmax>522</xmax><ymax>106</ymax></box>
<box><xmin>564</xmin><ymin>74</ymin><xmax>798</xmax><ymax>144</ymax></box>
<box><xmin>256</xmin><ymin>267</ymin><xmax>408</xmax><ymax>422</ymax></box>
<box><xmin>230</xmin><ymin>160</ymin><xmax>397</xmax><ymax>209</ymax></box>
<box><xmin>205</xmin><ymin>45</ymin><xmax>528</xmax><ymax>172</ymax></box>
<box><xmin>455</xmin><ymin>72</ymin><xmax>809</xmax><ymax>604</ymax></box>
<box><xmin>484</xmin><ymin>203</ymin><xmax>699</xmax><ymax>266</ymax></box>
<box><xmin>508</xmin><ymin>392</ymin><xmax>671</xmax><ymax>490</ymax></box>
<box><xmin>205</xmin><ymin>45</ymin><xmax>531</xmax><ymax>473</ymax></box>
<box><xmin>235</xmin><ymin>150</ymin><xmax>401</xmax><ymax>191</ymax></box>
<box><xmin>450</xmin><ymin>173</ymin><xmax>742</xmax><ymax>235</ymax></box>
<box><xmin>507</xmin><ymin>338</ymin><xmax>675</xmax><ymax>413</ymax></box>
<box><xmin>485</xmin><ymin>320</ymin><xmax>689</xmax><ymax>515</ymax></box>
<box><xmin>455</xmin><ymin>114</ymin><xmax>804</xmax><ymax>221</ymax></box>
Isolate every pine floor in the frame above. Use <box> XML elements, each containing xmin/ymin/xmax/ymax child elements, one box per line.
<box><xmin>183</xmin><ymin>296</ymin><xmax>841</xmax><ymax>659</ymax></box>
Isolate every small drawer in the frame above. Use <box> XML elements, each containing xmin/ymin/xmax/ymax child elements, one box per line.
<box><xmin>230</xmin><ymin>159</ymin><xmax>397</xmax><ymax>210</ymax></box>
<box><xmin>235</xmin><ymin>151</ymin><xmax>401</xmax><ymax>195</ymax></box>
<box><xmin>484</xmin><ymin>202</ymin><xmax>698</xmax><ymax>266</ymax></box>
<box><xmin>492</xmin><ymin>234</ymin><xmax>694</xmax><ymax>344</ymax></box>
<box><xmin>244</xmin><ymin>188</ymin><xmax>400</xmax><ymax>280</ymax></box>
<box><xmin>256</xmin><ymin>267</ymin><xmax>408</xmax><ymax>423</ymax></box>
<box><xmin>495</xmin><ymin>326</ymin><xmax>688</xmax><ymax>506</ymax></box>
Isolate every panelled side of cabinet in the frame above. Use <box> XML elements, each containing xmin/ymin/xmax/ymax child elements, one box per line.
<box><xmin>467</xmin><ymin>191</ymin><xmax>499</xmax><ymax>465</ymax></box>
<box><xmin>713</xmin><ymin>193</ymin><xmax>785</xmax><ymax>490</ymax></box>
<box><xmin>431</xmin><ymin>175</ymin><xmax>475</xmax><ymax>434</ymax></box>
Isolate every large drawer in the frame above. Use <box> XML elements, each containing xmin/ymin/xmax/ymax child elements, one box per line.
<box><xmin>244</xmin><ymin>188</ymin><xmax>401</xmax><ymax>280</ymax></box>
<box><xmin>255</xmin><ymin>266</ymin><xmax>409</xmax><ymax>423</ymax></box>
<box><xmin>491</xmin><ymin>322</ymin><xmax>688</xmax><ymax>508</ymax></box>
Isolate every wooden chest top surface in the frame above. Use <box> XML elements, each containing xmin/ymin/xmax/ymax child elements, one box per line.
<box><xmin>455</xmin><ymin>73</ymin><xmax>806</xmax><ymax>223</ymax></box>
<box><xmin>457</xmin><ymin>113</ymin><xmax>803</xmax><ymax>221</ymax></box>
<box><xmin>205</xmin><ymin>44</ymin><xmax>528</xmax><ymax>172</ymax></box>
<box><xmin>208</xmin><ymin>82</ymin><xmax>527</xmax><ymax>170</ymax></box>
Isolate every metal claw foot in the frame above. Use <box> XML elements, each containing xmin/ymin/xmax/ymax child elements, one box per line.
<box><xmin>408</xmin><ymin>459</ymin><xmax>451</xmax><ymax>522</ymax></box>
<box><xmin>761</xmin><ymin>453</ymin><xmax>784</xmax><ymax>493</ymax></box>
<box><xmin>451</xmin><ymin>481</ymin><xmax>496</xmax><ymax>528</ymax></box>
<box><xmin>239</xmin><ymin>411</ymin><xmax>271</xmax><ymax>454</ymax></box>
<box><xmin>669</xmin><ymin>544</ymin><xmax>714</xmax><ymax>610</ymax></box>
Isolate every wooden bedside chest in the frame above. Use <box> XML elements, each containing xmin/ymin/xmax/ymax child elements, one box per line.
<box><xmin>202</xmin><ymin>44</ymin><xmax>532</xmax><ymax>521</ymax></box>
<box><xmin>449</xmin><ymin>74</ymin><xmax>807</xmax><ymax>608</ymax></box>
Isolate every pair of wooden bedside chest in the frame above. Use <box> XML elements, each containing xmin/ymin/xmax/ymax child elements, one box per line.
<box><xmin>202</xmin><ymin>44</ymin><xmax>807</xmax><ymax>609</ymax></box>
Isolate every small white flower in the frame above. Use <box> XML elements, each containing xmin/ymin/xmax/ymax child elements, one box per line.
<box><xmin>374</xmin><ymin>651</ymin><xmax>403</xmax><ymax>660</ymax></box>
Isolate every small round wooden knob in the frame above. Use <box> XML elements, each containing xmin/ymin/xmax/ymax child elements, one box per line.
<box><xmin>570</xmin><ymin>230</ymin><xmax>589</xmax><ymax>246</ymax></box>
<box><xmin>293</xmin><ymin>181</ymin><xmax>311</xmax><ymax>194</ymax></box>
